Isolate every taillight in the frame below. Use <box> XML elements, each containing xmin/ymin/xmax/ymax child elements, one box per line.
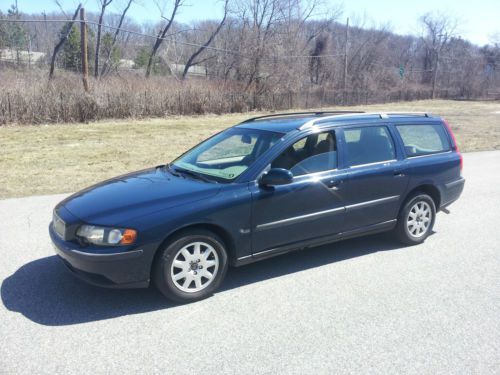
<box><xmin>443</xmin><ymin>118</ymin><xmax>462</xmax><ymax>172</ymax></box>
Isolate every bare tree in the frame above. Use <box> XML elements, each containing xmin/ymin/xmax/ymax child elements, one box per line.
<box><xmin>206</xmin><ymin>16</ymin><xmax>247</xmax><ymax>81</ymax></box>
<box><xmin>181</xmin><ymin>0</ymin><xmax>229</xmax><ymax>79</ymax></box>
<box><xmin>308</xmin><ymin>34</ymin><xmax>327</xmax><ymax>84</ymax></box>
<box><xmin>100</xmin><ymin>0</ymin><xmax>134</xmax><ymax>76</ymax></box>
<box><xmin>236</xmin><ymin>0</ymin><xmax>284</xmax><ymax>92</ymax></box>
<box><xmin>146</xmin><ymin>0</ymin><xmax>183</xmax><ymax>78</ymax></box>
<box><xmin>94</xmin><ymin>0</ymin><xmax>113</xmax><ymax>78</ymax></box>
<box><xmin>347</xmin><ymin>25</ymin><xmax>391</xmax><ymax>90</ymax></box>
<box><xmin>49</xmin><ymin>3</ymin><xmax>82</xmax><ymax>79</ymax></box>
<box><xmin>420</xmin><ymin>12</ymin><xmax>457</xmax><ymax>98</ymax></box>
<box><xmin>234</xmin><ymin>0</ymin><xmax>333</xmax><ymax>94</ymax></box>
<box><xmin>280</xmin><ymin>1</ymin><xmax>337</xmax><ymax>90</ymax></box>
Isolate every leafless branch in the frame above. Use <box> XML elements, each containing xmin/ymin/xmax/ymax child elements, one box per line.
<box><xmin>48</xmin><ymin>3</ymin><xmax>82</xmax><ymax>79</ymax></box>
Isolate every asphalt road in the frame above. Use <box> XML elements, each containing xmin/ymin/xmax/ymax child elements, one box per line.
<box><xmin>1</xmin><ymin>151</ymin><xmax>499</xmax><ymax>374</ymax></box>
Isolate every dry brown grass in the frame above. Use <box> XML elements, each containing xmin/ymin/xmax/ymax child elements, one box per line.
<box><xmin>0</xmin><ymin>70</ymin><xmax>249</xmax><ymax>124</ymax></box>
<box><xmin>1</xmin><ymin>99</ymin><xmax>499</xmax><ymax>199</ymax></box>
<box><xmin>0</xmin><ymin>68</ymin><xmax>452</xmax><ymax>125</ymax></box>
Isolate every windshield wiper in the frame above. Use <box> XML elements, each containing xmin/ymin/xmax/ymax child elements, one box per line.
<box><xmin>165</xmin><ymin>163</ymin><xmax>181</xmax><ymax>177</ymax></box>
<box><xmin>171</xmin><ymin>166</ymin><xmax>214</xmax><ymax>183</ymax></box>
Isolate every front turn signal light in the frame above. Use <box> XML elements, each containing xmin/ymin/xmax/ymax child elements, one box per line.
<box><xmin>120</xmin><ymin>229</ymin><xmax>137</xmax><ymax>245</ymax></box>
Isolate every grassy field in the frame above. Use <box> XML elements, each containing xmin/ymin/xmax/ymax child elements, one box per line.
<box><xmin>1</xmin><ymin>99</ymin><xmax>499</xmax><ymax>199</ymax></box>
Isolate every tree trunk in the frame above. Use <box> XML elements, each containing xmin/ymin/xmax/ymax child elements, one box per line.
<box><xmin>101</xmin><ymin>0</ymin><xmax>133</xmax><ymax>77</ymax></box>
<box><xmin>181</xmin><ymin>0</ymin><xmax>228</xmax><ymax>80</ymax></box>
<box><xmin>49</xmin><ymin>3</ymin><xmax>82</xmax><ymax>79</ymax></box>
<box><xmin>145</xmin><ymin>0</ymin><xmax>181</xmax><ymax>78</ymax></box>
<box><xmin>431</xmin><ymin>51</ymin><xmax>439</xmax><ymax>99</ymax></box>
<box><xmin>94</xmin><ymin>1</ymin><xmax>112</xmax><ymax>78</ymax></box>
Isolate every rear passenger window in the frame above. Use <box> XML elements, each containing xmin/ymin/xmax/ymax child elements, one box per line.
<box><xmin>344</xmin><ymin>126</ymin><xmax>395</xmax><ymax>166</ymax></box>
<box><xmin>396</xmin><ymin>124</ymin><xmax>450</xmax><ymax>156</ymax></box>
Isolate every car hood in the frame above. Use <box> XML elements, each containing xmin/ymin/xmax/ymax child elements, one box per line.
<box><xmin>58</xmin><ymin>166</ymin><xmax>221</xmax><ymax>226</ymax></box>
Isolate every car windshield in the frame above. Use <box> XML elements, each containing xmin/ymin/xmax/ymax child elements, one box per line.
<box><xmin>172</xmin><ymin>127</ymin><xmax>284</xmax><ymax>183</ymax></box>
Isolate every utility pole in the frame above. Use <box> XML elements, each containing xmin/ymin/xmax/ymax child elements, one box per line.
<box><xmin>27</xmin><ymin>34</ymin><xmax>31</xmax><ymax>69</ymax></box>
<box><xmin>80</xmin><ymin>7</ymin><xmax>89</xmax><ymax>92</ymax></box>
<box><xmin>431</xmin><ymin>51</ymin><xmax>439</xmax><ymax>99</ymax></box>
<box><xmin>343</xmin><ymin>17</ymin><xmax>349</xmax><ymax>104</ymax></box>
<box><xmin>43</xmin><ymin>11</ymin><xmax>48</xmax><ymax>32</ymax></box>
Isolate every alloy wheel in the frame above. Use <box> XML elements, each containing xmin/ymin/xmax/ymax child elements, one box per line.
<box><xmin>170</xmin><ymin>241</ymin><xmax>219</xmax><ymax>293</ymax></box>
<box><xmin>406</xmin><ymin>201</ymin><xmax>432</xmax><ymax>238</ymax></box>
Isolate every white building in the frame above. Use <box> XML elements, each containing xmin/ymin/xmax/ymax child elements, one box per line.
<box><xmin>0</xmin><ymin>49</ymin><xmax>46</xmax><ymax>63</ymax></box>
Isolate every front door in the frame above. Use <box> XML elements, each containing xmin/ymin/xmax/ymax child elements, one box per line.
<box><xmin>250</xmin><ymin>130</ymin><xmax>347</xmax><ymax>255</ymax></box>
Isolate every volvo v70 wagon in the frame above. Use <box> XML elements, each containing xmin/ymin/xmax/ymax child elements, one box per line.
<box><xmin>50</xmin><ymin>111</ymin><xmax>465</xmax><ymax>302</ymax></box>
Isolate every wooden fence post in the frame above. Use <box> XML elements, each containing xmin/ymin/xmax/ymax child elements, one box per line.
<box><xmin>7</xmin><ymin>92</ymin><xmax>12</xmax><ymax>122</ymax></box>
<box><xmin>80</xmin><ymin>8</ymin><xmax>90</xmax><ymax>92</ymax></box>
<box><xmin>60</xmin><ymin>92</ymin><xmax>64</xmax><ymax>121</ymax></box>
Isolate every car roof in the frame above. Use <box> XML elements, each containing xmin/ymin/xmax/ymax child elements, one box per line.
<box><xmin>235</xmin><ymin>111</ymin><xmax>440</xmax><ymax>134</ymax></box>
<box><xmin>236</xmin><ymin>115</ymin><xmax>321</xmax><ymax>133</ymax></box>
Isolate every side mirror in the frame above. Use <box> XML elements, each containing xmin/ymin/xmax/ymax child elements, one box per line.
<box><xmin>259</xmin><ymin>168</ymin><xmax>293</xmax><ymax>186</ymax></box>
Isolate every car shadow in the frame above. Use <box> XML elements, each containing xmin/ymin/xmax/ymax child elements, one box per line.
<box><xmin>1</xmin><ymin>232</ymin><xmax>408</xmax><ymax>326</ymax></box>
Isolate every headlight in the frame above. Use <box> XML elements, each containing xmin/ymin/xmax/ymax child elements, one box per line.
<box><xmin>76</xmin><ymin>225</ymin><xmax>137</xmax><ymax>246</ymax></box>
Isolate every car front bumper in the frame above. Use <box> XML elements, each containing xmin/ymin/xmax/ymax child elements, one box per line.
<box><xmin>49</xmin><ymin>223</ymin><xmax>153</xmax><ymax>288</ymax></box>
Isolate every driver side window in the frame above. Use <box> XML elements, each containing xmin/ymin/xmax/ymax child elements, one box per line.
<box><xmin>271</xmin><ymin>131</ymin><xmax>337</xmax><ymax>176</ymax></box>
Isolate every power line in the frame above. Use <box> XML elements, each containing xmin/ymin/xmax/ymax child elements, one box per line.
<box><xmin>0</xmin><ymin>18</ymin><xmax>345</xmax><ymax>61</ymax></box>
<box><xmin>0</xmin><ymin>18</ymin><xmax>461</xmax><ymax>74</ymax></box>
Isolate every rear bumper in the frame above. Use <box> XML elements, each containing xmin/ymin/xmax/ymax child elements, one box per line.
<box><xmin>441</xmin><ymin>176</ymin><xmax>465</xmax><ymax>208</ymax></box>
<box><xmin>49</xmin><ymin>223</ymin><xmax>152</xmax><ymax>288</ymax></box>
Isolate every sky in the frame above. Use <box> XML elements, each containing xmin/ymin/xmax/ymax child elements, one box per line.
<box><xmin>2</xmin><ymin>0</ymin><xmax>499</xmax><ymax>46</ymax></box>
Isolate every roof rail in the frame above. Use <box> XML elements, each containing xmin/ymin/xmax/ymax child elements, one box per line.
<box><xmin>239</xmin><ymin>111</ymin><xmax>365</xmax><ymax>123</ymax></box>
<box><xmin>384</xmin><ymin>112</ymin><xmax>430</xmax><ymax>117</ymax></box>
<box><xmin>298</xmin><ymin>111</ymin><xmax>431</xmax><ymax>130</ymax></box>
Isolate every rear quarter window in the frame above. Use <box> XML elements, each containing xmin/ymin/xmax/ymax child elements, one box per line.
<box><xmin>396</xmin><ymin>124</ymin><xmax>451</xmax><ymax>157</ymax></box>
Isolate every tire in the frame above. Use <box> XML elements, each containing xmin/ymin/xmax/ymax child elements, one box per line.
<box><xmin>395</xmin><ymin>193</ymin><xmax>436</xmax><ymax>245</ymax></box>
<box><xmin>153</xmin><ymin>229</ymin><xmax>228</xmax><ymax>303</ymax></box>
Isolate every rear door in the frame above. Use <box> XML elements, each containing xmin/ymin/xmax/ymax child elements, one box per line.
<box><xmin>340</xmin><ymin>124</ymin><xmax>409</xmax><ymax>231</ymax></box>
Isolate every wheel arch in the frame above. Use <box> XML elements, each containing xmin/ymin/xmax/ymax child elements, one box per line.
<box><xmin>150</xmin><ymin>222</ymin><xmax>237</xmax><ymax>278</ymax></box>
<box><xmin>402</xmin><ymin>183</ymin><xmax>441</xmax><ymax>210</ymax></box>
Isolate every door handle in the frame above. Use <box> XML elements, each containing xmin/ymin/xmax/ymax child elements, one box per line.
<box><xmin>326</xmin><ymin>179</ymin><xmax>343</xmax><ymax>189</ymax></box>
<box><xmin>393</xmin><ymin>170</ymin><xmax>405</xmax><ymax>177</ymax></box>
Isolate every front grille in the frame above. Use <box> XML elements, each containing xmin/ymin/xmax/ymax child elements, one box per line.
<box><xmin>53</xmin><ymin>211</ymin><xmax>66</xmax><ymax>239</ymax></box>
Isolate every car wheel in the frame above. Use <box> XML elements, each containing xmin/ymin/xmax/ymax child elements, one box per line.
<box><xmin>396</xmin><ymin>193</ymin><xmax>436</xmax><ymax>245</ymax></box>
<box><xmin>153</xmin><ymin>229</ymin><xmax>228</xmax><ymax>303</ymax></box>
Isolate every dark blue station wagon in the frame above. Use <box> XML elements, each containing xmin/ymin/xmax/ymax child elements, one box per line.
<box><xmin>50</xmin><ymin>112</ymin><xmax>465</xmax><ymax>302</ymax></box>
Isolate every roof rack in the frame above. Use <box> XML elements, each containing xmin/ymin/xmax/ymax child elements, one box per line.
<box><xmin>298</xmin><ymin>111</ymin><xmax>431</xmax><ymax>130</ymax></box>
<box><xmin>384</xmin><ymin>112</ymin><xmax>430</xmax><ymax>117</ymax></box>
<box><xmin>239</xmin><ymin>111</ymin><xmax>365</xmax><ymax>123</ymax></box>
